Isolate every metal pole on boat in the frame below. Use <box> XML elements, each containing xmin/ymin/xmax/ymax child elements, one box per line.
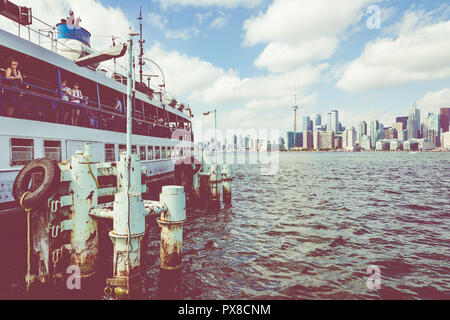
<box><xmin>126</xmin><ymin>29</ymin><xmax>137</xmax><ymax>155</ymax></box>
<box><xmin>142</xmin><ymin>58</ymin><xmax>166</xmax><ymax>109</ymax></box>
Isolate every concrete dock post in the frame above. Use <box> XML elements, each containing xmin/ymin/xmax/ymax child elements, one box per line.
<box><xmin>209</xmin><ymin>163</ymin><xmax>221</xmax><ymax>206</ymax></box>
<box><xmin>69</xmin><ymin>143</ymin><xmax>99</xmax><ymax>278</ymax></box>
<box><xmin>221</xmin><ymin>164</ymin><xmax>232</xmax><ymax>206</ymax></box>
<box><xmin>192</xmin><ymin>161</ymin><xmax>201</xmax><ymax>202</ymax></box>
<box><xmin>108</xmin><ymin>153</ymin><xmax>146</xmax><ymax>298</ymax></box>
<box><xmin>157</xmin><ymin>186</ymin><xmax>186</xmax><ymax>270</ymax></box>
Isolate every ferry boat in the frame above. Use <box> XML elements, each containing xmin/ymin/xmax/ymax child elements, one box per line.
<box><xmin>0</xmin><ymin>2</ymin><xmax>194</xmax><ymax>210</ymax></box>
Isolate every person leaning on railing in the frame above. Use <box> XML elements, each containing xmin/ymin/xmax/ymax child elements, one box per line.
<box><xmin>4</xmin><ymin>58</ymin><xmax>23</xmax><ymax>117</ymax></box>
<box><xmin>61</xmin><ymin>80</ymin><xmax>72</xmax><ymax>124</ymax></box>
<box><xmin>70</xmin><ymin>82</ymin><xmax>83</xmax><ymax>126</ymax></box>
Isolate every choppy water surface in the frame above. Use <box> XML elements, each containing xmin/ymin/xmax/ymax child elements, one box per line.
<box><xmin>1</xmin><ymin>152</ymin><xmax>449</xmax><ymax>299</ymax></box>
<box><xmin>143</xmin><ymin>152</ymin><xmax>450</xmax><ymax>299</ymax></box>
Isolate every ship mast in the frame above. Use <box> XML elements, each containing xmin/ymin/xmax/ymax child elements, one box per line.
<box><xmin>138</xmin><ymin>6</ymin><xmax>145</xmax><ymax>84</ymax></box>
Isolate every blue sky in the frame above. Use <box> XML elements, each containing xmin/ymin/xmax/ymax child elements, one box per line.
<box><xmin>2</xmin><ymin>0</ymin><xmax>449</xmax><ymax>137</ymax></box>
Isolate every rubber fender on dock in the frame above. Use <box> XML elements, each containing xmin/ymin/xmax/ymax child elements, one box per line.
<box><xmin>13</xmin><ymin>158</ymin><xmax>61</xmax><ymax>208</ymax></box>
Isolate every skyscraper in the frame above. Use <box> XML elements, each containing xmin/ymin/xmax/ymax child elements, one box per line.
<box><xmin>395</xmin><ymin>116</ymin><xmax>408</xmax><ymax>130</ymax></box>
<box><xmin>287</xmin><ymin>132</ymin><xmax>295</xmax><ymax>150</ymax></box>
<box><xmin>370</xmin><ymin>120</ymin><xmax>380</xmax><ymax>150</ymax></box>
<box><xmin>315</xmin><ymin>114</ymin><xmax>322</xmax><ymax>126</ymax></box>
<box><xmin>295</xmin><ymin>132</ymin><xmax>303</xmax><ymax>148</ymax></box>
<box><xmin>343</xmin><ymin>127</ymin><xmax>357</xmax><ymax>151</ymax></box>
<box><xmin>326</xmin><ymin>112</ymin><xmax>331</xmax><ymax>131</ymax></box>
<box><xmin>358</xmin><ymin>121</ymin><xmax>367</xmax><ymax>144</ymax></box>
<box><xmin>424</xmin><ymin>113</ymin><xmax>441</xmax><ymax>147</ymax></box>
<box><xmin>407</xmin><ymin>113</ymin><xmax>417</xmax><ymax>140</ymax></box>
<box><xmin>410</xmin><ymin>106</ymin><xmax>421</xmax><ymax>137</ymax></box>
<box><xmin>303</xmin><ymin>130</ymin><xmax>313</xmax><ymax>149</ymax></box>
<box><xmin>302</xmin><ymin>116</ymin><xmax>312</xmax><ymax>131</ymax></box>
<box><xmin>440</xmin><ymin>108</ymin><xmax>450</xmax><ymax>133</ymax></box>
<box><xmin>330</xmin><ymin>110</ymin><xmax>339</xmax><ymax>132</ymax></box>
<box><xmin>360</xmin><ymin>135</ymin><xmax>371</xmax><ymax>150</ymax></box>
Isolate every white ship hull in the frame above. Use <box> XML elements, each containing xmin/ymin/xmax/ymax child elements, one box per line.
<box><xmin>0</xmin><ymin>116</ymin><xmax>191</xmax><ymax>205</ymax></box>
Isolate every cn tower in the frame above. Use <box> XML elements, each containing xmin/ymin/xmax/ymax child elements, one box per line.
<box><xmin>292</xmin><ymin>89</ymin><xmax>298</xmax><ymax>133</ymax></box>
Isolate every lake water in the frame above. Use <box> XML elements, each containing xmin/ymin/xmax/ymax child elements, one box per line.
<box><xmin>142</xmin><ymin>151</ymin><xmax>450</xmax><ymax>299</ymax></box>
<box><xmin>1</xmin><ymin>151</ymin><xmax>449</xmax><ymax>299</ymax></box>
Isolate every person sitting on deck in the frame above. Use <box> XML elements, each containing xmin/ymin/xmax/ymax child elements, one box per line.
<box><xmin>70</xmin><ymin>82</ymin><xmax>83</xmax><ymax>125</ymax></box>
<box><xmin>4</xmin><ymin>59</ymin><xmax>23</xmax><ymax>117</ymax></box>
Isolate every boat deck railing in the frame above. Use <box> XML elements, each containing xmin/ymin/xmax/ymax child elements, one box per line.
<box><xmin>5</xmin><ymin>15</ymin><xmax>190</xmax><ymax>116</ymax></box>
<box><xmin>0</xmin><ymin>76</ymin><xmax>193</xmax><ymax>141</ymax></box>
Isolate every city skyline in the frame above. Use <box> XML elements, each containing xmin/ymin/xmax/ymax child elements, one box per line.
<box><xmin>285</xmin><ymin>106</ymin><xmax>450</xmax><ymax>151</ymax></box>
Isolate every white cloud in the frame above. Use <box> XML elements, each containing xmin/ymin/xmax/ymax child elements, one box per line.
<box><xmin>145</xmin><ymin>43</ymin><xmax>325</xmax><ymax>131</ymax></box>
<box><xmin>254</xmin><ymin>38</ymin><xmax>338</xmax><ymax>73</ymax></box>
<box><xmin>194</xmin><ymin>11</ymin><xmax>212</xmax><ymax>24</ymax></box>
<box><xmin>146</xmin><ymin>12</ymin><xmax>199</xmax><ymax>40</ymax></box>
<box><xmin>165</xmin><ymin>27</ymin><xmax>200</xmax><ymax>40</ymax></box>
<box><xmin>417</xmin><ymin>88</ymin><xmax>450</xmax><ymax>114</ymax></box>
<box><xmin>147</xmin><ymin>12</ymin><xmax>168</xmax><ymax>29</ymax></box>
<box><xmin>243</xmin><ymin>0</ymin><xmax>375</xmax><ymax>72</ymax></box>
<box><xmin>337</xmin><ymin>7</ymin><xmax>450</xmax><ymax>92</ymax></box>
<box><xmin>156</xmin><ymin>0</ymin><xmax>264</xmax><ymax>10</ymax></box>
<box><xmin>0</xmin><ymin>0</ymin><xmax>131</xmax><ymax>50</ymax></box>
<box><xmin>210</xmin><ymin>13</ymin><xmax>228</xmax><ymax>29</ymax></box>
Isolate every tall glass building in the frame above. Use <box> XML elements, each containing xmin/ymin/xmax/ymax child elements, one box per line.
<box><xmin>370</xmin><ymin>120</ymin><xmax>380</xmax><ymax>150</ymax></box>
<box><xmin>295</xmin><ymin>132</ymin><xmax>303</xmax><ymax>148</ymax></box>
<box><xmin>315</xmin><ymin>114</ymin><xmax>322</xmax><ymax>126</ymax></box>
<box><xmin>440</xmin><ymin>108</ymin><xmax>450</xmax><ymax>133</ymax></box>
<box><xmin>302</xmin><ymin>116</ymin><xmax>312</xmax><ymax>131</ymax></box>
<box><xmin>286</xmin><ymin>131</ymin><xmax>295</xmax><ymax>150</ymax></box>
<box><xmin>358</xmin><ymin>121</ymin><xmax>367</xmax><ymax>144</ymax></box>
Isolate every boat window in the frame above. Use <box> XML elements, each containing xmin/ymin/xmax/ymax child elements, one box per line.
<box><xmin>167</xmin><ymin>146</ymin><xmax>171</xmax><ymax>158</ymax></box>
<box><xmin>161</xmin><ymin>146</ymin><xmax>166</xmax><ymax>159</ymax></box>
<box><xmin>11</xmin><ymin>138</ymin><xmax>34</xmax><ymax>166</ymax></box>
<box><xmin>172</xmin><ymin>147</ymin><xmax>175</xmax><ymax>158</ymax></box>
<box><xmin>44</xmin><ymin>140</ymin><xmax>61</xmax><ymax>162</ymax></box>
<box><xmin>144</xmin><ymin>102</ymin><xmax>158</xmax><ymax>123</ymax></box>
<box><xmin>148</xmin><ymin>146</ymin><xmax>154</xmax><ymax>160</ymax></box>
<box><xmin>132</xmin><ymin>145</ymin><xmax>137</xmax><ymax>155</ymax></box>
<box><xmin>119</xmin><ymin>144</ymin><xmax>126</xmax><ymax>157</ymax></box>
<box><xmin>139</xmin><ymin>146</ymin><xmax>146</xmax><ymax>161</ymax></box>
<box><xmin>155</xmin><ymin>146</ymin><xmax>160</xmax><ymax>160</ymax></box>
<box><xmin>105</xmin><ymin>144</ymin><xmax>115</xmax><ymax>162</ymax></box>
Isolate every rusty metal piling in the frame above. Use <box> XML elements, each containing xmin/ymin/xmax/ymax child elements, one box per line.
<box><xmin>221</xmin><ymin>164</ymin><xmax>232</xmax><ymax>206</ymax></box>
<box><xmin>157</xmin><ymin>186</ymin><xmax>186</xmax><ymax>270</ymax></box>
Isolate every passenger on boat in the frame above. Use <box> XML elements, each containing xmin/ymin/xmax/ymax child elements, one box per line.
<box><xmin>4</xmin><ymin>59</ymin><xmax>23</xmax><ymax>117</ymax></box>
<box><xmin>71</xmin><ymin>82</ymin><xmax>83</xmax><ymax>125</ymax></box>
<box><xmin>61</xmin><ymin>80</ymin><xmax>73</xmax><ymax>124</ymax></box>
<box><xmin>61</xmin><ymin>80</ymin><xmax>72</xmax><ymax>101</ymax></box>
<box><xmin>114</xmin><ymin>97</ymin><xmax>123</xmax><ymax>113</ymax></box>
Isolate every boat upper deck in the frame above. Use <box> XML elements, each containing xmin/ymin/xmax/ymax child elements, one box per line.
<box><xmin>0</xmin><ymin>28</ymin><xmax>193</xmax><ymax>141</ymax></box>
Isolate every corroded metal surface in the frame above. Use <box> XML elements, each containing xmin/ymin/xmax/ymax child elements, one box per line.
<box><xmin>157</xmin><ymin>186</ymin><xmax>186</xmax><ymax>271</ymax></box>
<box><xmin>221</xmin><ymin>164</ymin><xmax>233</xmax><ymax>206</ymax></box>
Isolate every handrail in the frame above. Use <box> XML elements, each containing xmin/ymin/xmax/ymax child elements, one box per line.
<box><xmin>0</xmin><ymin>84</ymin><xmax>192</xmax><ymax>135</ymax></box>
<box><xmin>0</xmin><ymin>75</ymin><xmax>58</xmax><ymax>96</ymax></box>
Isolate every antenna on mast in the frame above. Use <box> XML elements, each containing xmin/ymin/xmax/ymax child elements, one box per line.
<box><xmin>138</xmin><ymin>6</ymin><xmax>145</xmax><ymax>84</ymax></box>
